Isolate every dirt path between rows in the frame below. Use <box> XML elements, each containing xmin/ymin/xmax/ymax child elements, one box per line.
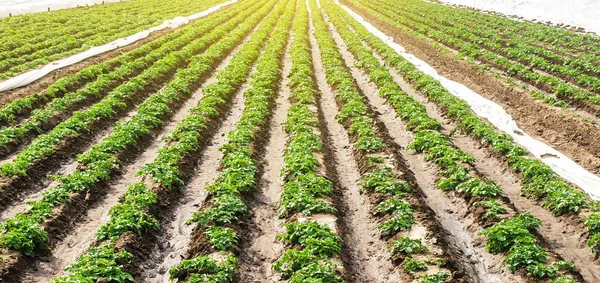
<box><xmin>18</xmin><ymin>34</ymin><xmax>251</xmax><ymax>282</ymax></box>
<box><xmin>323</xmin><ymin>11</ymin><xmax>521</xmax><ymax>281</ymax></box>
<box><xmin>308</xmin><ymin>9</ymin><xmax>402</xmax><ymax>281</ymax></box>
<box><xmin>0</xmin><ymin>28</ymin><xmax>176</xmax><ymax>108</ymax></box>
<box><xmin>234</xmin><ymin>30</ymin><xmax>292</xmax><ymax>283</ymax></box>
<box><xmin>0</xmin><ymin>95</ymin><xmax>148</xmax><ymax>220</ymax></box>
<box><xmin>139</xmin><ymin>20</ymin><xmax>270</xmax><ymax>282</ymax></box>
<box><xmin>375</xmin><ymin>51</ymin><xmax>600</xmax><ymax>282</ymax></box>
<box><xmin>140</xmin><ymin>78</ymin><xmax>248</xmax><ymax>283</ymax></box>
<box><xmin>0</xmin><ymin>94</ymin><xmax>143</xmax><ymax>215</ymax></box>
<box><xmin>342</xmin><ymin>0</ymin><xmax>600</xmax><ymax>176</ymax></box>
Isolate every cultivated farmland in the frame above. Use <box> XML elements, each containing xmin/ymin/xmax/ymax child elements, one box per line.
<box><xmin>0</xmin><ymin>0</ymin><xmax>599</xmax><ymax>282</ymax></box>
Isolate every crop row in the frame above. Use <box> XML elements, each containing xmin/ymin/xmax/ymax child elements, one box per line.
<box><xmin>169</xmin><ymin>0</ymin><xmax>294</xmax><ymax>281</ymax></box>
<box><xmin>0</xmin><ymin>0</ymin><xmax>257</xmax><ymax>127</ymax></box>
<box><xmin>271</xmin><ymin>1</ymin><xmax>344</xmax><ymax>281</ymax></box>
<box><xmin>0</xmin><ymin>2</ymin><xmax>265</xmax><ymax>162</ymax></box>
<box><xmin>50</xmin><ymin>0</ymin><xmax>285</xmax><ymax>281</ymax></box>
<box><xmin>323</xmin><ymin>0</ymin><xmax>582</xmax><ymax>280</ymax></box>
<box><xmin>0</xmin><ymin>0</ymin><xmax>268</xmax><ymax>268</ymax></box>
<box><xmin>0</xmin><ymin>0</ymin><xmax>227</xmax><ymax>79</ymax></box>
<box><xmin>341</xmin><ymin>0</ymin><xmax>600</xmax><ymax>258</ymax></box>
<box><xmin>348</xmin><ymin>0</ymin><xmax>598</xmax><ymax>216</ymax></box>
<box><xmin>349</xmin><ymin>0</ymin><xmax>600</xmax><ymax>113</ymax></box>
<box><xmin>0</xmin><ymin>0</ymin><xmax>264</xmax><ymax>184</ymax></box>
<box><xmin>314</xmin><ymin>0</ymin><xmax>473</xmax><ymax>281</ymax></box>
<box><xmin>386</xmin><ymin>0</ymin><xmax>600</xmax><ymax>81</ymax></box>
<box><xmin>408</xmin><ymin>1</ymin><xmax>600</xmax><ymax>78</ymax></box>
<box><xmin>428</xmin><ymin>1</ymin><xmax>600</xmax><ymax>60</ymax></box>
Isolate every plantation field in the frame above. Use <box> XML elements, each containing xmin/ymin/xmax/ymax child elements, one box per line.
<box><xmin>0</xmin><ymin>0</ymin><xmax>599</xmax><ymax>282</ymax></box>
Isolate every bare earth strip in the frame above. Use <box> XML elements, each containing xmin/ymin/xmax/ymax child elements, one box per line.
<box><xmin>236</xmin><ymin>24</ymin><xmax>293</xmax><ymax>282</ymax></box>
<box><xmin>342</xmin><ymin>0</ymin><xmax>600</xmax><ymax>176</ymax></box>
<box><xmin>321</xmin><ymin>7</ymin><xmax>522</xmax><ymax>282</ymax></box>
<box><xmin>308</xmin><ymin>7</ymin><xmax>402</xmax><ymax>281</ymax></box>
<box><xmin>18</xmin><ymin>32</ymin><xmax>253</xmax><ymax>282</ymax></box>
<box><xmin>374</xmin><ymin>51</ymin><xmax>600</xmax><ymax>282</ymax></box>
<box><xmin>140</xmin><ymin>77</ymin><xmax>248</xmax><ymax>282</ymax></box>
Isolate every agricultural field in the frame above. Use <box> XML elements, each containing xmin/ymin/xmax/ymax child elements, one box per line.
<box><xmin>0</xmin><ymin>0</ymin><xmax>599</xmax><ymax>282</ymax></box>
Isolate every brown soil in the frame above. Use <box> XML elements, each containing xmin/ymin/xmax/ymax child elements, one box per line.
<box><xmin>126</xmin><ymin>74</ymin><xmax>253</xmax><ymax>281</ymax></box>
<box><xmin>233</xmin><ymin>40</ymin><xmax>293</xmax><ymax>283</ymax></box>
<box><xmin>140</xmin><ymin>51</ymin><xmax>249</xmax><ymax>282</ymax></box>
<box><xmin>21</xmin><ymin>61</ymin><xmax>239</xmax><ymax>282</ymax></box>
<box><xmin>332</xmin><ymin>14</ymin><xmax>587</xmax><ymax>278</ymax></box>
<box><xmin>343</xmin><ymin>11</ymin><xmax>600</xmax><ymax>280</ymax></box>
<box><xmin>2</xmin><ymin>1</ymin><xmax>598</xmax><ymax>282</ymax></box>
<box><xmin>379</xmin><ymin>55</ymin><xmax>600</xmax><ymax>282</ymax></box>
<box><xmin>343</xmin><ymin>0</ymin><xmax>600</xmax><ymax>176</ymax></box>
<box><xmin>0</xmin><ymin>27</ymin><xmax>214</xmax><ymax>214</ymax></box>
<box><xmin>234</xmin><ymin>34</ymin><xmax>292</xmax><ymax>282</ymax></box>
<box><xmin>0</xmin><ymin>114</ymin><xmax>121</xmax><ymax>213</ymax></box>
<box><xmin>384</xmin><ymin>4</ymin><xmax>600</xmax><ymax>98</ymax></box>
<box><xmin>0</xmin><ymin>154</ymin><xmax>79</xmax><ymax>220</ymax></box>
<box><xmin>0</xmin><ymin>27</ymin><xmax>176</xmax><ymax>111</ymax></box>
<box><xmin>0</xmin><ymin>95</ymin><xmax>141</xmax><ymax>220</ymax></box>
<box><xmin>0</xmin><ymin>21</ymin><xmax>255</xmax><ymax>282</ymax></box>
<box><xmin>343</xmin><ymin>46</ymin><xmax>525</xmax><ymax>283</ymax></box>
<box><xmin>322</xmin><ymin>16</ymin><xmax>493</xmax><ymax>282</ymax></box>
<box><xmin>308</xmin><ymin>11</ymin><xmax>402</xmax><ymax>281</ymax></box>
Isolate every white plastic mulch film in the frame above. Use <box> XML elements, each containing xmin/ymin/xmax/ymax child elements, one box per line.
<box><xmin>438</xmin><ymin>0</ymin><xmax>600</xmax><ymax>36</ymax></box>
<box><xmin>0</xmin><ymin>0</ymin><xmax>238</xmax><ymax>92</ymax></box>
<box><xmin>0</xmin><ymin>0</ymin><xmax>122</xmax><ymax>18</ymax></box>
<box><xmin>333</xmin><ymin>0</ymin><xmax>600</xmax><ymax>199</ymax></box>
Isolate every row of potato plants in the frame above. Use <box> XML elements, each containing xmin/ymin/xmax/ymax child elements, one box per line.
<box><xmin>50</xmin><ymin>0</ymin><xmax>284</xmax><ymax>281</ymax></box>
<box><xmin>168</xmin><ymin>0</ymin><xmax>295</xmax><ymax>281</ymax></box>
<box><xmin>0</xmin><ymin>2</ymin><xmax>260</xmax><ymax>180</ymax></box>
<box><xmin>0</xmin><ymin>0</ymin><xmax>261</xmax><ymax>157</ymax></box>
<box><xmin>0</xmin><ymin>0</ymin><xmax>267</xmax><ymax>260</ymax></box>
<box><xmin>0</xmin><ymin>25</ymin><xmax>142</xmax><ymax>78</ymax></box>
<box><xmin>0</xmin><ymin>0</ymin><xmax>227</xmax><ymax>79</ymax></box>
<box><xmin>405</xmin><ymin>1</ymin><xmax>600</xmax><ymax>79</ymax></box>
<box><xmin>271</xmin><ymin>2</ymin><xmax>344</xmax><ymax>281</ymax></box>
<box><xmin>324</xmin><ymin>0</ymin><xmax>581</xmax><ymax>280</ymax></box>
<box><xmin>0</xmin><ymin>0</ymin><xmax>167</xmax><ymax>49</ymax></box>
<box><xmin>340</xmin><ymin>0</ymin><xmax>600</xmax><ymax>258</ymax></box>
<box><xmin>353</xmin><ymin>0</ymin><xmax>600</xmax><ymax>112</ymax></box>
<box><xmin>426</xmin><ymin>0</ymin><xmax>600</xmax><ymax>61</ymax></box>
<box><xmin>0</xmin><ymin>4</ymin><xmax>161</xmax><ymax>62</ymax></box>
<box><xmin>0</xmin><ymin>0</ymin><xmax>251</xmax><ymax>127</ymax></box>
<box><xmin>346</xmin><ymin>0</ymin><xmax>591</xmax><ymax>215</ymax></box>
<box><xmin>382</xmin><ymin>0</ymin><xmax>600</xmax><ymax>94</ymax></box>
<box><xmin>385</xmin><ymin>0</ymin><xmax>600</xmax><ymax>81</ymax></box>
<box><xmin>321</xmin><ymin>0</ymin><xmax>460</xmax><ymax>282</ymax></box>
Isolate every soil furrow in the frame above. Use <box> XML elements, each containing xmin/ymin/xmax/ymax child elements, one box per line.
<box><xmin>138</xmin><ymin>64</ymin><xmax>252</xmax><ymax>283</ymax></box>
<box><xmin>307</xmin><ymin>9</ymin><xmax>401</xmax><ymax>282</ymax></box>
<box><xmin>235</xmin><ymin>28</ymin><xmax>293</xmax><ymax>282</ymax></box>
<box><xmin>0</xmin><ymin>103</ymin><xmax>141</xmax><ymax>219</ymax></box>
<box><xmin>0</xmin><ymin>27</ymin><xmax>175</xmax><ymax>109</ymax></box>
<box><xmin>329</xmin><ymin>4</ymin><xmax>591</xmax><ymax>280</ymax></box>
<box><xmin>0</xmin><ymin>101</ymin><xmax>138</xmax><ymax>213</ymax></box>
<box><xmin>321</xmin><ymin>9</ymin><xmax>520</xmax><ymax>281</ymax></box>
<box><xmin>0</xmin><ymin>73</ymin><xmax>183</xmax><ymax>213</ymax></box>
<box><xmin>345</xmin><ymin>46</ymin><xmax>518</xmax><ymax>283</ymax></box>
<box><xmin>375</xmin><ymin>50</ymin><xmax>600</xmax><ymax>282</ymax></box>
<box><xmin>2</xmin><ymin>2</ymin><xmax>598</xmax><ymax>283</ymax></box>
<box><xmin>343</xmin><ymin>0</ymin><xmax>600</xmax><ymax>176</ymax></box>
<box><xmin>18</xmin><ymin>34</ymin><xmax>253</xmax><ymax>282</ymax></box>
<box><xmin>135</xmin><ymin>13</ymin><xmax>278</xmax><ymax>280</ymax></box>
<box><xmin>0</xmin><ymin>2</ymin><xmax>258</xmax><ymax>213</ymax></box>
